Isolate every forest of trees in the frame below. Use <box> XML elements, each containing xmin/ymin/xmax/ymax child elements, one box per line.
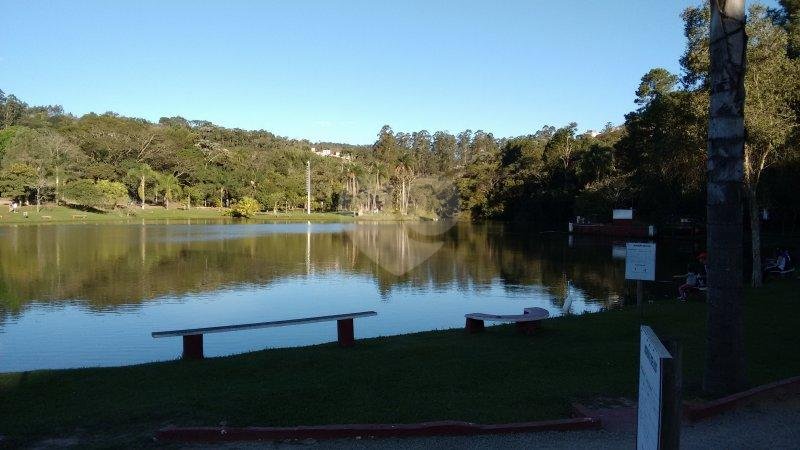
<box><xmin>1</xmin><ymin>2</ymin><xmax>798</xmax><ymax>234</ymax></box>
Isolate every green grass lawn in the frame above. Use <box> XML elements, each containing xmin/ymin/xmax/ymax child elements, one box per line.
<box><xmin>0</xmin><ymin>204</ymin><xmax>425</xmax><ymax>225</ymax></box>
<box><xmin>0</xmin><ymin>204</ymin><xmax>228</xmax><ymax>224</ymax></box>
<box><xmin>0</xmin><ymin>279</ymin><xmax>798</xmax><ymax>446</ymax></box>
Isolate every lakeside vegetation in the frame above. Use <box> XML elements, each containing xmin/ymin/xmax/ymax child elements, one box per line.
<box><xmin>1</xmin><ymin>279</ymin><xmax>798</xmax><ymax>446</ymax></box>
<box><xmin>1</xmin><ymin>3</ymin><xmax>798</xmax><ymax>232</ymax></box>
<box><xmin>0</xmin><ymin>204</ymin><xmax>387</xmax><ymax>225</ymax></box>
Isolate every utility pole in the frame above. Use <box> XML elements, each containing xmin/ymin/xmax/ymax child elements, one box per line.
<box><xmin>306</xmin><ymin>160</ymin><xmax>311</xmax><ymax>215</ymax></box>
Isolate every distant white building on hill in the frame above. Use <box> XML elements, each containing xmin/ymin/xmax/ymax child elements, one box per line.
<box><xmin>310</xmin><ymin>147</ymin><xmax>351</xmax><ymax>160</ymax></box>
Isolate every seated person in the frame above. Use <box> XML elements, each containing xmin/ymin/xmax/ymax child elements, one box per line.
<box><xmin>677</xmin><ymin>263</ymin><xmax>702</xmax><ymax>301</ymax></box>
<box><xmin>783</xmin><ymin>249</ymin><xmax>794</xmax><ymax>270</ymax></box>
<box><xmin>765</xmin><ymin>248</ymin><xmax>794</xmax><ymax>274</ymax></box>
<box><xmin>695</xmin><ymin>252</ymin><xmax>708</xmax><ymax>287</ymax></box>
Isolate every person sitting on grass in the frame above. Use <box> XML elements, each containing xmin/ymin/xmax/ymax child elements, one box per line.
<box><xmin>677</xmin><ymin>263</ymin><xmax>701</xmax><ymax>301</ymax></box>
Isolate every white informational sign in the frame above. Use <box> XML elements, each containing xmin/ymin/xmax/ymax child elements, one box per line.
<box><xmin>625</xmin><ymin>242</ymin><xmax>656</xmax><ymax>281</ymax></box>
<box><xmin>613</xmin><ymin>208</ymin><xmax>634</xmax><ymax>220</ymax></box>
<box><xmin>637</xmin><ymin>326</ymin><xmax>673</xmax><ymax>450</ymax></box>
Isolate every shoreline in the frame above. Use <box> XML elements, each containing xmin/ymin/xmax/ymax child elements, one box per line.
<box><xmin>1</xmin><ymin>279</ymin><xmax>798</xmax><ymax>446</ymax></box>
<box><xmin>0</xmin><ymin>205</ymin><xmax>434</xmax><ymax>225</ymax></box>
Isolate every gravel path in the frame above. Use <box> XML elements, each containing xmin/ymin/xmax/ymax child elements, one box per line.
<box><xmin>187</xmin><ymin>394</ymin><xmax>800</xmax><ymax>449</ymax></box>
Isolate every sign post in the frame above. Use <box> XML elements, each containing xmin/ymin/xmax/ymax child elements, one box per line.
<box><xmin>637</xmin><ymin>326</ymin><xmax>681</xmax><ymax>450</ymax></box>
<box><xmin>625</xmin><ymin>242</ymin><xmax>656</xmax><ymax>316</ymax></box>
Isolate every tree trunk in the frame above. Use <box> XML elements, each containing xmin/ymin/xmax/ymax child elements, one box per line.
<box><xmin>401</xmin><ymin>179</ymin><xmax>406</xmax><ymax>215</ymax></box>
<box><xmin>55</xmin><ymin>172</ymin><xmax>60</xmax><ymax>206</ymax></box>
<box><xmin>139</xmin><ymin>176</ymin><xmax>146</xmax><ymax>208</ymax></box>
<box><xmin>36</xmin><ymin>186</ymin><xmax>41</xmax><ymax>212</ymax></box>
<box><xmin>705</xmin><ymin>0</ymin><xmax>748</xmax><ymax>396</ymax></box>
<box><xmin>404</xmin><ymin>179</ymin><xmax>409</xmax><ymax>214</ymax></box>
<box><xmin>747</xmin><ymin>186</ymin><xmax>762</xmax><ymax>287</ymax></box>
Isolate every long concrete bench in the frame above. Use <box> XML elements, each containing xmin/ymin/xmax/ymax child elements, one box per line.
<box><xmin>152</xmin><ymin>311</ymin><xmax>377</xmax><ymax>360</ymax></box>
<box><xmin>465</xmin><ymin>307</ymin><xmax>550</xmax><ymax>335</ymax></box>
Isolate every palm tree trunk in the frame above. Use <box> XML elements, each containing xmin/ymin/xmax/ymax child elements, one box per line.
<box><xmin>139</xmin><ymin>176</ymin><xmax>146</xmax><ymax>208</ymax></box>
<box><xmin>401</xmin><ymin>179</ymin><xmax>407</xmax><ymax>215</ymax></box>
<box><xmin>405</xmin><ymin>179</ymin><xmax>409</xmax><ymax>214</ymax></box>
<box><xmin>704</xmin><ymin>0</ymin><xmax>748</xmax><ymax>396</ymax></box>
<box><xmin>746</xmin><ymin>186</ymin><xmax>762</xmax><ymax>287</ymax></box>
<box><xmin>375</xmin><ymin>173</ymin><xmax>379</xmax><ymax>210</ymax></box>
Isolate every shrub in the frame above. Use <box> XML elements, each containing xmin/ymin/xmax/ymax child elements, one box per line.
<box><xmin>62</xmin><ymin>179</ymin><xmax>129</xmax><ymax>210</ymax></box>
<box><xmin>96</xmin><ymin>180</ymin><xmax>129</xmax><ymax>209</ymax></box>
<box><xmin>230</xmin><ymin>196</ymin><xmax>260</xmax><ymax>218</ymax></box>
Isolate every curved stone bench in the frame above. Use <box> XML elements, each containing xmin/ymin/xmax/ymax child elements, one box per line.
<box><xmin>465</xmin><ymin>307</ymin><xmax>550</xmax><ymax>335</ymax></box>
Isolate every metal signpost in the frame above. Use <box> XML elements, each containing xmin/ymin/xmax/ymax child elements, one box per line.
<box><xmin>625</xmin><ymin>242</ymin><xmax>656</xmax><ymax>315</ymax></box>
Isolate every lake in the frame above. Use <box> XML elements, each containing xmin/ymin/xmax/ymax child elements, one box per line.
<box><xmin>0</xmin><ymin>221</ymin><xmax>699</xmax><ymax>372</ymax></box>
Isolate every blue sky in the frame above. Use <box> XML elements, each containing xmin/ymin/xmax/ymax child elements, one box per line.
<box><xmin>0</xmin><ymin>1</ymin><xmax>778</xmax><ymax>144</ymax></box>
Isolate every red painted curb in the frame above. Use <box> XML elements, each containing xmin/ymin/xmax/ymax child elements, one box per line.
<box><xmin>157</xmin><ymin>375</ymin><xmax>800</xmax><ymax>442</ymax></box>
<box><xmin>570</xmin><ymin>402</ymin><xmax>596</xmax><ymax>420</ymax></box>
<box><xmin>685</xmin><ymin>375</ymin><xmax>800</xmax><ymax>422</ymax></box>
<box><xmin>156</xmin><ymin>417</ymin><xmax>601</xmax><ymax>442</ymax></box>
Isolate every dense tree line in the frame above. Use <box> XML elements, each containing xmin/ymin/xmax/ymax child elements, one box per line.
<box><xmin>0</xmin><ymin>99</ymin><xmax>348</xmax><ymax>213</ymax></box>
<box><xmin>0</xmin><ymin>2</ymin><xmax>798</xmax><ymax>248</ymax></box>
<box><xmin>470</xmin><ymin>2</ymin><xmax>800</xmax><ymax>232</ymax></box>
<box><xmin>0</xmin><ymin>91</ymin><xmax>497</xmax><ymax>219</ymax></box>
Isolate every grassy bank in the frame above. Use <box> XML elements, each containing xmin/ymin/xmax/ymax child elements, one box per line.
<box><xmin>1</xmin><ymin>280</ymin><xmax>798</xmax><ymax>446</ymax></box>
<box><xmin>0</xmin><ymin>205</ymin><xmax>424</xmax><ymax>225</ymax></box>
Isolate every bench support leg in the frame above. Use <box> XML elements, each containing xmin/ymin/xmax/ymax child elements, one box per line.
<box><xmin>182</xmin><ymin>334</ymin><xmax>204</xmax><ymax>360</ymax></box>
<box><xmin>516</xmin><ymin>321</ymin><xmax>539</xmax><ymax>336</ymax></box>
<box><xmin>337</xmin><ymin>319</ymin><xmax>355</xmax><ymax>347</ymax></box>
<box><xmin>466</xmin><ymin>318</ymin><xmax>485</xmax><ymax>333</ymax></box>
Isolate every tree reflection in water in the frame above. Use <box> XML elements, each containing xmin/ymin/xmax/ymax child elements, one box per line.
<box><xmin>0</xmin><ymin>221</ymin><xmax>701</xmax><ymax>371</ymax></box>
<box><xmin>0</xmin><ymin>221</ymin><xmax>692</xmax><ymax>322</ymax></box>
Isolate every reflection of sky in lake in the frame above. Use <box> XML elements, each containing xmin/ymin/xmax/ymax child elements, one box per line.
<box><xmin>0</xmin><ymin>272</ymin><xmax>601</xmax><ymax>372</ymax></box>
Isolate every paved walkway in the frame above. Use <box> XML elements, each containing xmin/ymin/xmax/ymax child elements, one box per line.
<box><xmin>188</xmin><ymin>394</ymin><xmax>800</xmax><ymax>449</ymax></box>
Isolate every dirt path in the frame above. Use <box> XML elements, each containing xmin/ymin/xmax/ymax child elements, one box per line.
<box><xmin>178</xmin><ymin>394</ymin><xmax>800</xmax><ymax>449</ymax></box>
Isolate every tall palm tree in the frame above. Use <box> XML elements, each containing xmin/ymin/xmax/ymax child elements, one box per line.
<box><xmin>368</xmin><ymin>160</ymin><xmax>387</xmax><ymax>211</ymax></box>
<box><xmin>344</xmin><ymin>163</ymin><xmax>363</xmax><ymax>211</ymax></box>
<box><xmin>126</xmin><ymin>163</ymin><xmax>154</xmax><ymax>208</ymax></box>
<box><xmin>705</xmin><ymin>0</ymin><xmax>747</xmax><ymax>396</ymax></box>
<box><xmin>155</xmin><ymin>172</ymin><xmax>181</xmax><ymax>209</ymax></box>
<box><xmin>394</xmin><ymin>153</ymin><xmax>416</xmax><ymax>215</ymax></box>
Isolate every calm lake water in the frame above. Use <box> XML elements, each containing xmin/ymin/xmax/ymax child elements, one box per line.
<box><xmin>0</xmin><ymin>221</ymin><xmax>699</xmax><ymax>372</ymax></box>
